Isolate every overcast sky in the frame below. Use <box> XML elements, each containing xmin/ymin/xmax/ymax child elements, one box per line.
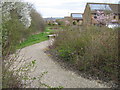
<box><xmin>23</xmin><ymin>0</ymin><xmax>120</xmax><ymax>18</ymax></box>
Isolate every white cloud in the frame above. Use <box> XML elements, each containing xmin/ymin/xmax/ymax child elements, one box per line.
<box><xmin>23</xmin><ymin>0</ymin><xmax>120</xmax><ymax>18</ymax></box>
<box><xmin>36</xmin><ymin>7</ymin><xmax>71</xmax><ymax>17</ymax></box>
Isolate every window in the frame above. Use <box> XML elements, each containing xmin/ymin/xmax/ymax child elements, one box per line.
<box><xmin>94</xmin><ymin>16</ymin><xmax>97</xmax><ymax>19</ymax></box>
<box><xmin>94</xmin><ymin>13</ymin><xmax>96</xmax><ymax>15</ymax></box>
<box><xmin>113</xmin><ymin>16</ymin><xmax>116</xmax><ymax>19</ymax></box>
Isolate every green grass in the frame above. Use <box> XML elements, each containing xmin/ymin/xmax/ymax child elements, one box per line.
<box><xmin>45</xmin><ymin>27</ymin><xmax>53</xmax><ymax>32</ymax></box>
<box><xmin>45</xmin><ymin>26</ymin><xmax>60</xmax><ymax>34</ymax></box>
<box><xmin>18</xmin><ymin>27</ymin><xmax>54</xmax><ymax>49</ymax></box>
<box><xmin>18</xmin><ymin>32</ymin><xmax>49</xmax><ymax>49</ymax></box>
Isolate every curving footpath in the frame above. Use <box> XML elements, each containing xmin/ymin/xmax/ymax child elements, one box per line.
<box><xmin>16</xmin><ymin>40</ymin><xmax>109</xmax><ymax>88</ymax></box>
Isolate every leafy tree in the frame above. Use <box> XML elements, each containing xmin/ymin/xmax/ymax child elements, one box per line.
<box><xmin>1</xmin><ymin>1</ymin><xmax>45</xmax><ymax>88</ymax></box>
<box><xmin>29</xmin><ymin>8</ymin><xmax>45</xmax><ymax>34</ymax></box>
<box><xmin>2</xmin><ymin>1</ymin><xmax>32</xmax><ymax>27</ymax></box>
<box><xmin>2</xmin><ymin>9</ymin><xmax>27</xmax><ymax>57</ymax></box>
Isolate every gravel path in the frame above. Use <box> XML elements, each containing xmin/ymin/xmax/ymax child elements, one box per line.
<box><xmin>16</xmin><ymin>40</ymin><xmax>109</xmax><ymax>88</ymax></box>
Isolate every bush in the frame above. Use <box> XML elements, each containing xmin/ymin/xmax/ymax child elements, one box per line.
<box><xmin>29</xmin><ymin>8</ymin><xmax>45</xmax><ymax>34</ymax></box>
<box><xmin>73</xmin><ymin>21</ymin><xmax>76</xmax><ymax>25</ymax></box>
<box><xmin>2</xmin><ymin>2</ymin><xmax>45</xmax><ymax>88</ymax></box>
<box><xmin>53</xmin><ymin>26</ymin><xmax>119</xmax><ymax>85</ymax></box>
<box><xmin>2</xmin><ymin>9</ymin><xmax>27</xmax><ymax>57</ymax></box>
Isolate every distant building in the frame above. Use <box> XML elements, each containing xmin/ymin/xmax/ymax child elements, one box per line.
<box><xmin>71</xmin><ymin>13</ymin><xmax>83</xmax><ymax>25</ymax></box>
<box><xmin>83</xmin><ymin>3</ymin><xmax>120</xmax><ymax>26</ymax></box>
<box><xmin>64</xmin><ymin>16</ymin><xmax>71</xmax><ymax>19</ymax></box>
<box><xmin>44</xmin><ymin>17</ymin><xmax>63</xmax><ymax>25</ymax></box>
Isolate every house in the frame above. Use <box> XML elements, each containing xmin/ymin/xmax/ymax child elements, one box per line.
<box><xmin>83</xmin><ymin>3</ymin><xmax>120</xmax><ymax>26</ymax></box>
<box><xmin>71</xmin><ymin>13</ymin><xmax>83</xmax><ymax>25</ymax></box>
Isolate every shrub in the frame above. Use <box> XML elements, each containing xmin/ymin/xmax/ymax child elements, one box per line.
<box><xmin>2</xmin><ymin>9</ymin><xmax>27</xmax><ymax>57</ymax></box>
<box><xmin>29</xmin><ymin>8</ymin><xmax>45</xmax><ymax>34</ymax></box>
<box><xmin>53</xmin><ymin>26</ymin><xmax>119</xmax><ymax>85</ymax></box>
<box><xmin>73</xmin><ymin>21</ymin><xmax>76</xmax><ymax>25</ymax></box>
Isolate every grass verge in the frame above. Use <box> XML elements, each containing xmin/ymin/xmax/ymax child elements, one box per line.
<box><xmin>17</xmin><ymin>27</ymin><xmax>54</xmax><ymax>49</ymax></box>
<box><xmin>18</xmin><ymin>32</ymin><xmax>49</xmax><ymax>49</ymax></box>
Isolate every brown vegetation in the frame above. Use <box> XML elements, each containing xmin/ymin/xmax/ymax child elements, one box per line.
<box><xmin>52</xmin><ymin>26</ymin><xmax>119</xmax><ymax>88</ymax></box>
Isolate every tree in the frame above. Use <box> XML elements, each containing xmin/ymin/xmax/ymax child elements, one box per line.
<box><xmin>93</xmin><ymin>10</ymin><xmax>114</xmax><ymax>26</ymax></box>
<box><xmin>29</xmin><ymin>8</ymin><xmax>45</xmax><ymax>34</ymax></box>
<box><xmin>2</xmin><ymin>1</ymin><xmax>32</xmax><ymax>28</ymax></box>
<box><xmin>1</xmin><ymin>0</ymin><xmax>34</xmax><ymax>57</ymax></box>
<box><xmin>1</xmin><ymin>0</ymin><xmax>45</xmax><ymax>57</ymax></box>
<box><xmin>1</xmin><ymin>1</ymin><xmax>33</xmax><ymax>88</ymax></box>
<box><xmin>1</xmin><ymin>0</ymin><xmax>46</xmax><ymax>88</ymax></box>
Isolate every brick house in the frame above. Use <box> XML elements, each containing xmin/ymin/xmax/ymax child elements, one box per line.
<box><xmin>83</xmin><ymin>3</ymin><xmax>120</xmax><ymax>26</ymax></box>
<box><xmin>71</xmin><ymin>13</ymin><xmax>83</xmax><ymax>25</ymax></box>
